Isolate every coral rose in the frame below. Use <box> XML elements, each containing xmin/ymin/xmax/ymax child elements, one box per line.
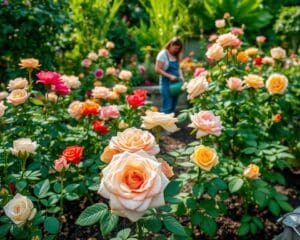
<box><xmin>19</xmin><ymin>58</ymin><xmax>40</xmax><ymax>69</ymax></box>
<box><xmin>133</xmin><ymin>89</ymin><xmax>147</xmax><ymax>99</ymax></box>
<box><xmin>8</xmin><ymin>78</ymin><xmax>28</xmax><ymax>90</ymax></box>
<box><xmin>266</xmin><ymin>73</ymin><xmax>288</xmax><ymax>95</ymax></box>
<box><xmin>109</xmin><ymin>127</ymin><xmax>159</xmax><ymax>155</ymax></box>
<box><xmin>185</xmin><ymin>75</ymin><xmax>209</xmax><ymax>100</ymax></box>
<box><xmin>273</xmin><ymin>113</ymin><xmax>281</xmax><ymax>122</ymax></box>
<box><xmin>92</xmin><ymin>120</ymin><xmax>109</xmax><ymax>134</ymax></box>
<box><xmin>191</xmin><ymin>145</ymin><xmax>219</xmax><ymax>171</ymax></box>
<box><xmin>99</xmin><ymin>105</ymin><xmax>119</xmax><ymax>120</ymax></box>
<box><xmin>227</xmin><ymin>77</ymin><xmax>244</xmax><ymax>91</ymax></box>
<box><xmin>4</xmin><ymin>194</ymin><xmax>36</xmax><ymax>225</ymax></box>
<box><xmin>126</xmin><ymin>94</ymin><xmax>145</xmax><ymax>107</ymax></box>
<box><xmin>216</xmin><ymin>33</ymin><xmax>240</xmax><ymax>47</ymax></box>
<box><xmin>62</xmin><ymin>145</ymin><xmax>84</xmax><ymax>164</ymax></box>
<box><xmin>100</xmin><ymin>146</ymin><xmax>120</xmax><ymax>163</ymax></box>
<box><xmin>7</xmin><ymin>89</ymin><xmax>29</xmax><ymax>106</ymax></box>
<box><xmin>188</xmin><ymin>111</ymin><xmax>223</xmax><ymax>138</ymax></box>
<box><xmin>10</xmin><ymin>138</ymin><xmax>38</xmax><ymax>158</ymax></box>
<box><xmin>98</xmin><ymin>150</ymin><xmax>169</xmax><ymax>222</ymax></box>
<box><xmin>243</xmin><ymin>74</ymin><xmax>264</xmax><ymax>89</ymax></box>
<box><xmin>0</xmin><ymin>101</ymin><xmax>7</xmax><ymax>117</ymax></box>
<box><xmin>119</xmin><ymin>70</ymin><xmax>132</xmax><ymax>81</ymax></box>
<box><xmin>243</xmin><ymin>164</ymin><xmax>260</xmax><ymax>179</ymax></box>
<box><xmin>54</xmin><ymin>156</ymin><xmax>69</xmax><ymax>172</ymax></box>
<box><xmin>270</xmin><ymin>47</ymin><xmax>286</xmax><ymax>60</ymax></box>
<box><xmin>81</xmin><ymin>100</ymin><xmax>100</xmax><ymax>115</ymax></box>
<box><xmin>205</xmin><ymin>43</ymin><xmax>224</xmax><ymax>61</ymax></box>
<box><xmin>237</xmin><ymin>52</ymin><xmax>248</xmax><ymax>63</ymax></box>
<box><xmin>68</xmin><ymin>101</ymin><xmax>84</xmax><ymax>119</ymax></box>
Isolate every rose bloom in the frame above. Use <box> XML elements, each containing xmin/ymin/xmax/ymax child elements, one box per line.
<box><xmin>100</xmin><ymin>146</ymin><xmax>120</xmax><ymax>163</ymax></box>
<box><xmin>81</xmin><ymin>100</ymin><xmax>100</xmax><ymax>115</ymax></box>
<box><xmin>119</xmin><ymin>70</ymin><xmax>132</xmax><ymax>81</ymax></box>
<box><xmin>237</xmin><ymin>51</ymin><xmax>249</xmax><ymax>63</ymax></box>
<box><xmin>227</xmin><ymin>77</ymin><xmax>244</xmax><ymax>91</ymax></box>
<box><xmin>256</xmin><ymin>36</ymin><xmax>266</xmax><ymax>44</ymax></box>
<box><xmin>215</xmin><ymin>19</ymin><xmax>225</xmax><ymax>28</ymax></box>
<box><xmin>4</xmin><ymin>193</ymin><xmax>36</xmax><ymax>226</ymax></box>
<box><xmin>92</xmin><ymin>120</ymin><xmax>109</xmax><ymax>134</ymax></box>
<box><xmin>191</xmin><ymin>145</ymin><xmax>219</xmax><ymax>171</ymax></box>
<box><xmin>118</xmin><ymin>121</ymin><xmax>129</xmax><ymax>129</ymax></box>
<box><xmin>19</xmin><ymin>58</ymin><xmax>40</xmax><ymax>69</ymax></box>
<box><xmin>185</xmin><ymin>75</ymin><xmax>209</xmax><ymax>100</ymax></box>
<box><xmin>113</xmin><ymin>84</ymin><xmax>127</xmax><ymax>93</ymax></box>
<box><xmin>87</xmin><ymin>52</ymin><xmax>98</xmax><ymax>61</ymax></box>
<box><xmin>92</xmin><ymin>86</ymin><xmax>111</xmax><ymax>99</ymax></box>
<box><xmin>0</xmin><ymin>91</ymin><xmax>8</xmax><ymax>100</ymax></box>
<box><xmin>205</xmin><ymin>43</ymin><xmax>224</xmax><ymax>61</ymax></box>
<box><xmin>243</xmin><ymin>164</ymin><xmax>260</xmax><ymax>179</ymax></box>
<box><xmin>231</xmin><ymin>27</ymin><xmax>244</xmax><ymax>36</ymax></box>
<box><xmin>266</xmin><ymin>73</ymin><xmax>288</xmax><ymax>95</ymax></box>
<box><xmin>216</xmin><ymin>33</ymin><xmax>241</xmax><ymax>47</ymax></box>
<box><xmin>45</xmin><ymin>92</ymin><xmax>58</xmax><ymax>103</ymax></box>
<box><xmin>224</xmin><ymin>12</ymin><xmax>230</xmax><ymax>19</ymax></box>
<box><xmin>81</xmin><ymin>58</ymin><xmax>92</xmax><ymax>68</ymax></box>
<box><xmin>243</xmin><ymin>74</ymin><xmax>264</xmax><ymax>89</ymax></box>
<box><xmin>7</xmin><ymin>89</ymin><xmax>29</xmax><ymax>106</ymax></box>
<box><xmin>98</xmin><ymin>150</ymin><xmax>169</xmax><ymax>222</ymax></box>
<box><xmin>62</xmin><ymin>145</ymin><xmax>84</xmax><ymax>164</ymax></box>
<box><xmin>245</xmin><ymin>47</ymin><xmax>258</xmax><ymax>56</ymax></box>
<box><xmin>68</xmin><ymin>101</ymin><xmax>84</xmax><ymax>119</ymax></box>
<box><xmin>10</xmin><ymin>138</ymin><xmax>38</xmax><ymax>157</ymax></box>
<box><xmin>94</xmin><ymin>69</ymin><xmax>104</xmax><ymax>79</ymax></box>
<box><xmin>262</xmin><ymin>56</ymin><xmax>275</xmax><ymax>65</ymax></box>
<box><xmin>159</xmin><ymin>159</ymin><xmax>174</xmax><ymax>178</ymax></box>
<box><xmin>99</xmin><ymin>105</ymin><xmax>119</xmax><ymax>120</ymax></box>
<box><xmin>126</xmin><ymin>94</ymin><xmax>145</xmax><ymax>108</ymax></box>
<box><xmin>141</xmin><ymin>110</ymin><xmax>179</xmax><ymax>132</ymax></box>
<box><xmin>51</xmin><ymin>81</ymin><xmax>71</xmax><ymax>95</ymax></box>
<box><xmin>106</xmin><ymin>67</ymin><xmax>118</xmax><ymax>75</ymax></box>
<box><xmin>36</xmin><ymin>71</ymin><xmax>61</xmax><ymax>85</ymax></box>
<box><xmin>54</xmin><ymin>156</ymin><xmax>69</xmax><ymax>172</ymax></box>
<box><xmin>270</xmin><ymin>47</ymin><xmax>286</xmax><ymax>60</ymax></box>
<box><xmin>109</xmin><ymin>127</ymin><xmax>159</xmax><ymax>155</ymax></box>
<box><xmin>193</xmin><ymin>67</ymin><xmax>206</xmax><ymax>78</ymax></box>
<box><xmin>106</xmin><ymin>41</ymin><xmax>115</xmax><ymax>49</ymax></box>
<box><xmin>273</xmin><ymin>113</ymin><xmax>281</xmax><ymax>122</ymax></box>
<box><xmin>188</xmin><ymin>111</ymin><xmax>223</xmax><ymax>138</ymax></box>
<box><xmin>0</xmin><ymin>101</ymin><xmax>8</xmax><ymax>117</ymax></box>
<box><xmin>98</xmin><ymin>48</ymin><xmax>109</xmax><ymax>57</ymax></box>
<box><xmin>61</xmin><ymin>75</ymin><xmax>81</xmax><ymax>89</ymax></box>
<box><xmin>133</xmin><ymin>89</ymin><xmax>147</xmax><ymax>99</ymax></box>
<box><xmin>208</xmin><ymin>34</ymin><xmax>218</xmax><ymax>42</ymax></box>
<box><xmin>8</xmin><ymin>77</ymin><xmax>28</xmax><ymax>90</ymax></box>
<box><xmin>253</xmin><ymin>57</ymin><xmax>263</xmax><ymax>66</ymax></box>
<box><xmin>108</xmin><ymin>91</ymin><xmax>120</xmax><ymax>100</ymax></box>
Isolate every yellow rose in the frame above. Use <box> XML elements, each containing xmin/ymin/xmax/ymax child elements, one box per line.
<box><xmin>243</xmin><ymin>74</ymin><xmax>264</xmax><ymax>88</ymax></box>
<box><xmin>7</xmin><ymin>89</ymin><xmax>29</xmax><ymax>106</ymax></box>
<box><xmin>266</xmin><ymin>73</ymin><xmax>288</xmax><ymax>95</ymax></box>
<box><xmin>191</xmin><ymin>145</ymin><xmax>219</xmax><ymax>171</ymax></box>
<box><xmin>243</xmin><ymin>164</ymin><xmax>260</xmax><ymax>179</ymax></box>
<box><xmin>245</xmin><ymin>47</ymin><xmax>258</xmax><ymax>56</ymax></box>
<box><xmin>19</xmin><ymin>58</ymin><xmax>40</xmax><ymax>69</ymax></box>
<box><xmin>4</xmin><ymin>194</ymin><xmax>36</xmax><ymax>225</ymax></box>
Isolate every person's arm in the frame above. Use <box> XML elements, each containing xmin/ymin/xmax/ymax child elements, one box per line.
<box><xmin>155</xmin><ymin>60</ymin><xmax>177</xmax><ymax>81</ymax></box>
<box><xmin>179</xmin><ymin>68</ymin><xmax>184</xmax><ymax>81</ymax></box>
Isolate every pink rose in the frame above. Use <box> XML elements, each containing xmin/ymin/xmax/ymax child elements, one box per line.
<box><xmin>81</xmin><ymin>58</ymin><xmax>92</xmax><ymax>68</ymax></box>
<box><xmin>205</xmin><ymin>43</ymin><xmax>224</xmax><ymax>61</ymax></box>
<box><xmin>256</xmin><ymin>36</ymin><xmax>266</xmax><ymax>44</ymax></box>
<box><xmin>54</xmin><ymin>156</ymin><xmax>69</xmax><ymax>172</ymax></box>
<box><xmin>185</xmin><ymin>75</ymin><xmax>209</xmax><ymax>100</ymax></box>
<box><xmin>227</xmin><ymin>77</ymin><xmax>244</xmax><ymax>91</ymax></box>
<box><xmin>98</xmin><ymin>48</ymin><xmax>109</xmax><ymax>57</ymax></box>
<box><xmin>216</xmin><ymin>33</ymin><xmax>241</xmax><ymax>47</ymax></box>
<box><xmin>231</xmin><ymin>27</ymin><xmax>244</xmax><ymax>36</ymax></box>
<box><xmin>92</xmin><ymin>86</ymin><xmax>111</xmax><ymax>99</ymax></box>
<box><xmin>215</xmin><ymin>19</ymin><xmax>225</xmax><ymax>28</ymax></box>
<box><xmin>193</xmin><ymin>67</ymin><xmax>206</xmax><ymax>78</ymax></box>
<box><xmin>94</xmin><ymin>69</ymin><xmax>104</xmax><ymax>79</ymax></box>
<box><xmin>51</xmin><ymin>82</ymin><xmax>71</xmax><ymax>95</ymax></box>
<box><xmin>99</xmin><ymin>105</ymin><xmax>120</xmax><ymax>120</ymax></box>
<box><xmin>36</xmin><ymin>71</ymin><xmax>61</xmax><ymax>85</ymax></box>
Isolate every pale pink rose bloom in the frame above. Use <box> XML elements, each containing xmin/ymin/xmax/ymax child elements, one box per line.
<box><xmin>256</xmin><ymin>36</ymin><xmax>266</xmax><ymax>44</ymax></box>
<box><xmin>106</xmin><ymin>67</ymin><xmax>118</xmax><ymax>75</ymax></box>
<box><xmin>109</xmin><ymin>127</ymin><xmax>159</xmax><ymax>155</ymax></box>
<box><xmin>106</xmin><ymin>41</ymin><xmax>115</xmax><ymax>49</ymax></box>
<box><xmin>193</xmin><ymin>67</ymin><xmax>206</xmax><ymax>78</ymax></box>
<box><xmin>215</xmin><ymin>19</ymin><xmax>225</xmax><ymax>28</ymax></box>
<box><xmin>113</xmin><ymin>84</ymin><xmax>127</xmax><ymax>93</ymax></box>
<box><xmin>45</xmin><ymin>92</ymin><xmax>58</xmax><ymax>103</ymax></box>
<box><xmin>98</xmin><ymin>48</ymin><xmax>109</xmax><ymax>57</ymax></box>
<box><xmin>119</xmin><ymin>70</ymin><xmax>132</xmax><ymax>81</ymax></box>
<box><xmin>68</xmin><ymin>101</ymin><xmax>84</xmax><ymax>119</ymax></box>
<box><xmin>87</xmin><ymin>52</ymin><xmax>98</xmax><ymax>61</ymax></box>
<box><xmin>216</xmin><ymin>33</ymin><xmax>241</xmax><ymax>47</ymax></box>
<box><xmin>262</xmin><ymin>56</ymin><xmax>275</xmax><ymax>65</ymax></box>
<box><xmin>227</xmin><ymin>77</ymin><xmax>245</xmax><ymax>91</ymax></box>
<box><xmin>0</xmin><ymin>101</ymin><xmax>7</xmax><ymax>117</ymax></box>
<box><xmin>231</xmin><ymin>27</ymin><xmax>244</xmax><ymax>36</ymax></box>
<box><xmin>98</xmin><ymin>150</ymin><xmax>169</xmax><ymax>222</ymax></box>
<box><xmin>61</xmin><ymin>75</ymin><xmax>81</xmax><ymax>89</ymax></box>
<box><xmin>54</xmin><ymin>156</ymin><xmax>69</xmax><ymax>172</ymax></box>
<box><xmin>0</xmin><ymin>91</ymin><xmax>8</xmax><ymax>100</ymax></box>
<box><xmin>270</xmin><ymin>47</ymin><xmax>286</xmax><ymax>60</ymax></box>
<box><xmin>205</xmin><ymin>43</ymin><xmax>224</xmax><ymax>61</ymax></box>
<box><xmin>92</xmin><ymin>86</ymin><xmax>111</xmax><ymax>99</ymax></box>
<box><xmin>99</xmin><ymin>105</ymin><xmax>120</xmax><ymax>120</ymax></box>
<box><xmin>208</xmin><ymin>34</ymin><xmax>218</xmax><ymax>42</ymax></box>
<box><xmin>185</xmin><ymin>75</ymin><xmax>209</xmax><ymax>100</ymax></box>
<box><xmin>188</xmin><ymin>111</ymin><xmax>223</xmax><ymax>138</ymax></box>
<box><xmin>141</xmin><ymin>110</ymin><xmax>179</xmax><ymax>132</ymax></box>
<box><xmin>8</xmin><ymin>77</ymin><xmax>28</xmax><ymax>90</ymax></box>
<box><xmin>7</xmin><ymin>89</ymin><xmax>29</xmax><ymax>106</ymax></box>
<box><xmin>81</xmin><ymin>58</ymin><xmax>92</xmax><ymax>68</ymax></box>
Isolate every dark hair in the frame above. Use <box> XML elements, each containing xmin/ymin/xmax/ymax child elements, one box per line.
<box><xmin>164</xmin><ymin>37</ymin><xmax>183</xmax><ymax>60</ymax></box>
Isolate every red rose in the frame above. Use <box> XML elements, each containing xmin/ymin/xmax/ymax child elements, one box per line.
<box><xmin>92</xmin><ymin>120</ymin><xmax>109</xmax><ymax>134</ymax></box>
<box><xmin>126</xmin><ymin>94</ymin><xmax>145</xmax><ymax>107</ymax></box>
<box><xmin>253</xmin><ymin>57</ymin><xmax>263</xmax><ymax>66</ymax></box>
<box><xmin>133</xmin><ymin>89</ymin><xmax>147</xmax><ymax>99</ymax></box>
<box><xmin>273</xmin><ymin>113</ymin><xmax>281</xmax><ymax>122</ymax></box>
<box><xmin>62</xmin><ymin>145</ymin><xmax>84</xmax><ymax>164</ymax></box>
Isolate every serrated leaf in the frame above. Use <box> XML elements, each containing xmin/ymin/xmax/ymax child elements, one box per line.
<box><xmin>238</xmin><ymin>223</ymin><xmax>249</xmax><ymax>236</ymax></box>
<box><xmin>163</xmin><ymin>215</ymin><xmax>187</xmax><ymax>236</ymax></box>
<box><xmin>164</xmin><ymin>181</ymin><xmax>182</xmax><ymax>196</ymax></box>
<box><xmin>228</xmin><ymin>178</ymin><xmax>244</xmax><ymax>193</ymax></box>
<box><xmin>117</xmin><ymin>228</ymin><xmax>131</xmax><ymax>239</ymax></box>
<box><xmin>100</xmin><ymin>212</ymin><xmax>119</xmax><ymax>236</ymax></box>
<box><xmin>76</xmin><ymin>203</ymin><xmax>107</xmax><ymax>226</ymax></box>
<box><xmin>144</xmin><ymin>216</ymin><xmax>162</xmax><ymax>233</ymax></box>
<box><xmin>200</xmin><ymin>216</ymin><xmax>217</xmax><ymax>237</ymax></box>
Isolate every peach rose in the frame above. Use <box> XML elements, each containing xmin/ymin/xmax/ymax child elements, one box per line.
<box><xmin>68</xmin><ymin>101</ymin><xmax>84</xmax><ymax>119</ymax></box>
<box><xmin>98</xmin><ymin>48</ymin><xmax>109</xmax><ymax>57</ymax></box>
<box><xmin>92</xmin><ymin>86</ymin><xmax>111</xmax><ymax>99</ymax></box>
<box><xmin>113</xmin><ymin>84</ymin><xmax>127</xmax><ymax>93</ymax></box>
<box><xmin>19</xmin><ymin>58</ymin><xmax>40</xmax><ymax>69</ymax></box>
<box><xmin>231</xmin><ymin>27</ymin><xmax>244</xmax><ymax>36</ymax></box>
<box><xmin>262</xmin><ymin>56</ymin><xmax>275</xmax><ymax>65</ymax></box>
<box><xmin>237</xmin><ymin>51</ymin><xmax>249</xmax><ymax>63</ymax></box>
<box><xmin>159</xmin><ymin>159</ymin><xmax>174</xmax><ymax>178</ymax></box>
<box><xmin>141</xmin><ymin>110</ymin><xmax>179</xmax><ymax>132</ymax></box>
<box><xmin>185</xmin><ymin>75</ymin><xmax>209</xmax><ymax>100</ymax></box>
<box><xmin>256</xmin><ymin>36</ymin><xmax>266</xmax><ymax>44</ymax></box>
<box><xmin>243</xmin><ymin>164</ymin><xmax>260</xmax><ymax>179</ymax></box>
<box><xmin>61</xmin><ymin>75</ymin><xmax>81</xmax><ymax>89</ymax></box>
<box><xmin>8</xmin><ymin>78</ymin><xmax>28</xmax><ymax>90</ymax></box>
<box><xmin>118</xmin><ymin>121</ymin><xmax>129</xmax><ymax>129</ymax></box>
<box><xmin>208</xmin><ymin>34</ymin><xmax>218</xmax><ymax>42</ymax></box>
<box><xmin>107</xmin><ymin>91</ymin><xmax>119</xmax><ymax>100</ymax></box>
<box><xmin>99</xmin><ymin>105</ymin><xmax>120</xmax><ymax>120</ymax></box>
<box><xmin>215</xmin><ymin>19</ymin><xmax>225</xmax><ymax>28</ymax></box>
<box><xmin>0</xmin><ymin>91</ymin><xmax>8</xmax><ymax>100</ymax></box>
<box><xmin>119</xmin><ymin>70</ymin><xmax>132</xmax><ymax>81</ymax></box>
<box><xmin>87</xmin><ymin>52</ymin><xmax>98</xmax><ymax>61</ymax></box>
<box><xmin>54</xmin><ymin>156</ymin><xmax>69</xmax><ymax>172</ymax></box>
<box><xmin>7</xmin><ymin>89</ymin><xmax>29</xmax><ymax>106</ymax></box>
<box><xmin>100</xmin><ymin>146</ymin><xmax>121</xmax><ymax>163</ymax></box>
<box><xmin>216</xmin><ymin>33</ymin><xmax>240</xmax><ymax>47</ymax></box>
<box><xmin>4</xmin><ymin>193</ymin><xmax>36</xmax><ymax>225</ymax></box>
<box><xmin>109</xmin><ymin>127</ymin><xmax>159</xmax><ymax>155</ymax></box>
<box><xmin>266</xmin><ymin>73</ymin><xmax>288</xmax><ymax>95</ymax></box>
<box><xmin>0</xmin><ymin>101</ymin><xmax>7</xmax><ymax>117</ymax></box>
<box><xmin>243</xmin><ymin>74</ymin><xmax>264</xmax><ymax>88</ymax></box>
<box><xmin>46</xmin><ymin>92</ymin><xmax>58</xmax><ymax>103</ymax></box>
<box><xmin>98</xmin><ymin>150</ymin><xmax>169</xmax><ymax>221</ymax></box>
<box><xmin>106</xmin><ymin>41</ymin><xmax>115</xmax><ymax>49</ymax></box>
<box><xmin>10</xmin><ymin>138</ymin><xmax>38</xmax><ymax>157</ymax></box>
<box><xmin>188</xmin><ymin>111</ymin><xmax>223</xmax><ymax>138</ymax></box>
<box><xmin>205</xmin><ymin>43</ymin><xmax>224</xmax><ymax>61</ymax></box>
<box><xmin>191</xmin><ymin>145</ymin><xmax>219</xmax><ymax>171</ymax></box>
<box><xmin>270</xmin><ymin>47</ymin><xmax>286</xmax><ymax>60</ymax></box>
<box><xmin>227</xmin><ymin>77</ymin><xmax>244</xmax><ymax>91</ymax></box>
<box><xmin>106</xmin><ymin>67</ymin><xmax>118</xmax><ymax>75</ymax></box>
<box><xmin>245</xmin><ymin>47</ymin><xmax>258</xmax><ymax>56</ymax></box>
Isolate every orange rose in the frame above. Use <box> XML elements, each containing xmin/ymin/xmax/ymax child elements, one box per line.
<box><xmin>81</xmin><ymin>100</ymin><xmax>100</xmax><ymax>115</ymax></box>
<box><xmin>100</xmin><ymin>146</ymin><xmax>120</xmax><ymax>163</ymax></box>
<box><xmin>237</xmin><ymin>52</ymin><xmax>248</xmax><ymax>63</ymax></box>
<box><xmin>191</xmin><ymin>145</ymin><xmax>219</xmax><ymax>171</ymax></box>
<box><xmin>19</xmin><ymin>58</ymin><xmax>40</xmax><ymax>69</ymax></box>
<box><xmin>243</xmin><ymin>74</ymin><xmax>264</xmax><ymax>88</ymax></box>
<box><xmin>243</xmin><ymin>164</ymin><xmax>260</xmax><ymax>179</ymax></box>
<box><xmin>273</xmin><ymin>113</ymin><xmax>281</xmax><ymax>122</ymax></box>
<box><xmin>62</xmin><ymin>145</ymin><xmax>84</xmax><ymax>164</ymax></box>
<box><xmin>266</xmin><ymin>73</ymin><xmax>288</xmax><ymax>95</ymax></box>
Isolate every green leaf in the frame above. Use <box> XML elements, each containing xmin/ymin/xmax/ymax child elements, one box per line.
<box><xmin>252</xmin><ymin>216</ymin><xmax>264</xmax><ymax>230</ymax></box>
<box><xmin>192</xmin><ymin>183</ymin><xmax>204</xmax><ymax>198</ymax></box>
<box><xmin>254</xmin><ymin>190</ymin><xmax>267</xmax><ymax>208</ymax></box>
<box><xmin>269</xmin><ymin>200</ymin><xmax>281</xmax><ymax>216</ymax></box>
<box><xmin>34</xmin><ymin>179</ymin><xmax>50</xmax><ymax>198</ymax></box>
<box><xmin>162</xmin><ymin>215</ymin><xmax>187</xmax><ymax>236</ymax></box>
<box><xmin>190</xmin><ymin>211</ymin><xmax>202</xmax><ymax>225</ymax></box>
<box><xmin>212</xmin><ymin>178</ymin><xmax>227</xmax><ymax>190</ymax></box>
<box><xmin>242</xmin><ymin>147</ymin><xmax>257</xmax><ymax>154</ymax></box>
<box><xmin>228</xmin><ymin>178</ymin><xmax>244</xmax><ymax>193</ymax></box>
<box><xmin>238</xmin><ymin>223</ymin><xmax>250</xmax><ymax>236</ymax></box>
<box><xmin>250</xmin><ymin>222</ymin><xmax>257</xmax><ymax>235</ymax></box>
<box><xmin>16</xmin><ymin>180</ymin><xmax>27</xmax><ymax>192</ymax></box>
<box><xmin>76</xmin><ymin>203</ymin><xmax>107</xmax><ymax>226</ymax></box>
<box><xmin>0</xmin><ymin>223</ymin><xmax>11</xmax><ymax>237</ymax></box>
<box><xmin>117</xmin><ymin>228</ymin><xmax>131</xmax><ymax>239</ymax></box>
<box><xmin>44</xmin><ymin>217</ymin><xmax>60</xmax><ymax>234</ymax></box>
<box><xmin>241</xmin><ymin>215</ymin><xmax>251</xmax><ymax>223</ymax></box>
<box><xmin>277</xmin><ymin>200</ymin><xmax>294</xmax><ymax>212</ymax></box>
<box><xmin>30</xmin><ymin>97</ymin><xmax>44</xmax><ymax>106</ymax></box>
<box><xmin>100</xmin><ymin>212</ymin><xmax>119</xmax><ymax>236</ymax></box>
<box><xmin>144</xmin><ymin>215</ymin><xmax>162</xmax><ymax>233</ymax></box>
<box><xmin>200</xmin><ymin>216</ymin><xmax>217</xmax><ymax>237</ymax></box>
<box><xmin>164</xmin><ymin>181</ymin><xmax>182</xmax><ymax>196</ymax></box>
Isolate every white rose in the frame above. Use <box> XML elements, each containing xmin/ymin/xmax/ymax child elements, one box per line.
<box><xmin>10</xmin><ymin>138</ymin><xmax>38</xmax><ymax>157</ymax></box>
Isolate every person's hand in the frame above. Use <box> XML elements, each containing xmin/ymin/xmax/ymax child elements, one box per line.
<box><xmin>169</xmin><ymin>75</ymin><xmax>177</xmax><ymax>81</ymax></box>
<box><xmin>179</xmin><ymin>76</ymin><xmax>184</xmax><ymax>81</ymax></box>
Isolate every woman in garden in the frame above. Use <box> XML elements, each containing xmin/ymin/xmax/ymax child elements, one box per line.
<box><xmin>155</xmin><ymin>37</ymin><xmax>184</xmax><ymax>113</ymax></box>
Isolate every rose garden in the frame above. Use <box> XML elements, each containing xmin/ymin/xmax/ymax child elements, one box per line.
<box><xmin>0</xmin><ymin>1</ymin><xmax>300</xmax><ymax>240</ymax></box>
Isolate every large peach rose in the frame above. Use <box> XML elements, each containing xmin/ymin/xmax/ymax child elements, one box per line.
<box><xmin>119</xmin><ymin>70</ymin><xmax>132</xmax><ymax>81</ymax></box>
<box><xmin>92</xmin><ymin>86</ymin><xmax>111</xmax><ymax>99</ymax></box>
<box><xmin>0</xmin><ymin>101</ymin><xmax>7</xmax><ymax>117</ymax></box>
<box><xmin>266</xmin><ymin>73</ymin><xmax>288</xmax><ymax>95</ymax></box>
<box><xmin>270</xmin><ymin>47</ymin><xmax>286</xmax><ymax>60</ymax></box>
<box><xmin>243</xmin><ymin>74</ymin><xmax>264</xmax><ymax>88</ymax></box>
<box><xmin>7</xmin><ymin>89</ymin><xmax>29</xmax><ymax>106</ymax></box>
<box><xmin>10</xmin><ymin>138</ymin><xmax>38</xmax><ymax>157</ymax></box>
<box><xmin>191</xmin><ymin>145</ymin><xmax>219</xmax><ymax>171</ymax></box>
<box><xmin>188</xmin><ymin>111</ymin><xmax>223</xmax><ymax>138</ymax></box>
<box><xmin>185</xmin><ymin>75</ymin><xmax>209</xmax><ymax>99</ymax></box>
<box><xmin>4</xmin><ymin>194</ymin><xmax>36</xmax><ymax>225</ymax></box>
<box><xmin>141</xmin><ymin>110</ymin><xmax>179</xmax><ymax>132</ymax></box>
<box><xmin>227</xmin><ymin>77</ymin><xmax>244</xmax><ymax>91</ymax></box>
<box><xmin>8</xmin><ymin>78</ymin><xmax>28</xmax><ymax>90</ymax></box>
<box><xmin>216</xmin><ymin>33</ymin><xmax>240</xmax><ymax>47</ymax></box>
<box><xmin>68</xmin><ymin>101</ymin><xmax>84</xmax><ymax>119</ymax></box>
<box><xmin>205</xmin><ymin>43</ymin><xmax>224</xmax><ymax>61</ymax></box>
<box><xmin>61</xmin><ymin>75</ymin><xmax>81</xmax><ymax>89</ymax></box>
<box><xmin>98</xmin><ymin>150</ymin><xmax>169</xmax><ymax>222</ymax></box>
<box><xmin>243</xmin><ymin>164</ymin><xmax>260</xmax><ymax>179</ymax></box>
<box><xmin>109</xmin><ymin>127</ymin><xmax>159</xmax><ymax>155</ymax></box>
<box><xmin>19</xmin><ymin>58</ymin><xmax>40</xmax><ymax>69</ymax></box>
